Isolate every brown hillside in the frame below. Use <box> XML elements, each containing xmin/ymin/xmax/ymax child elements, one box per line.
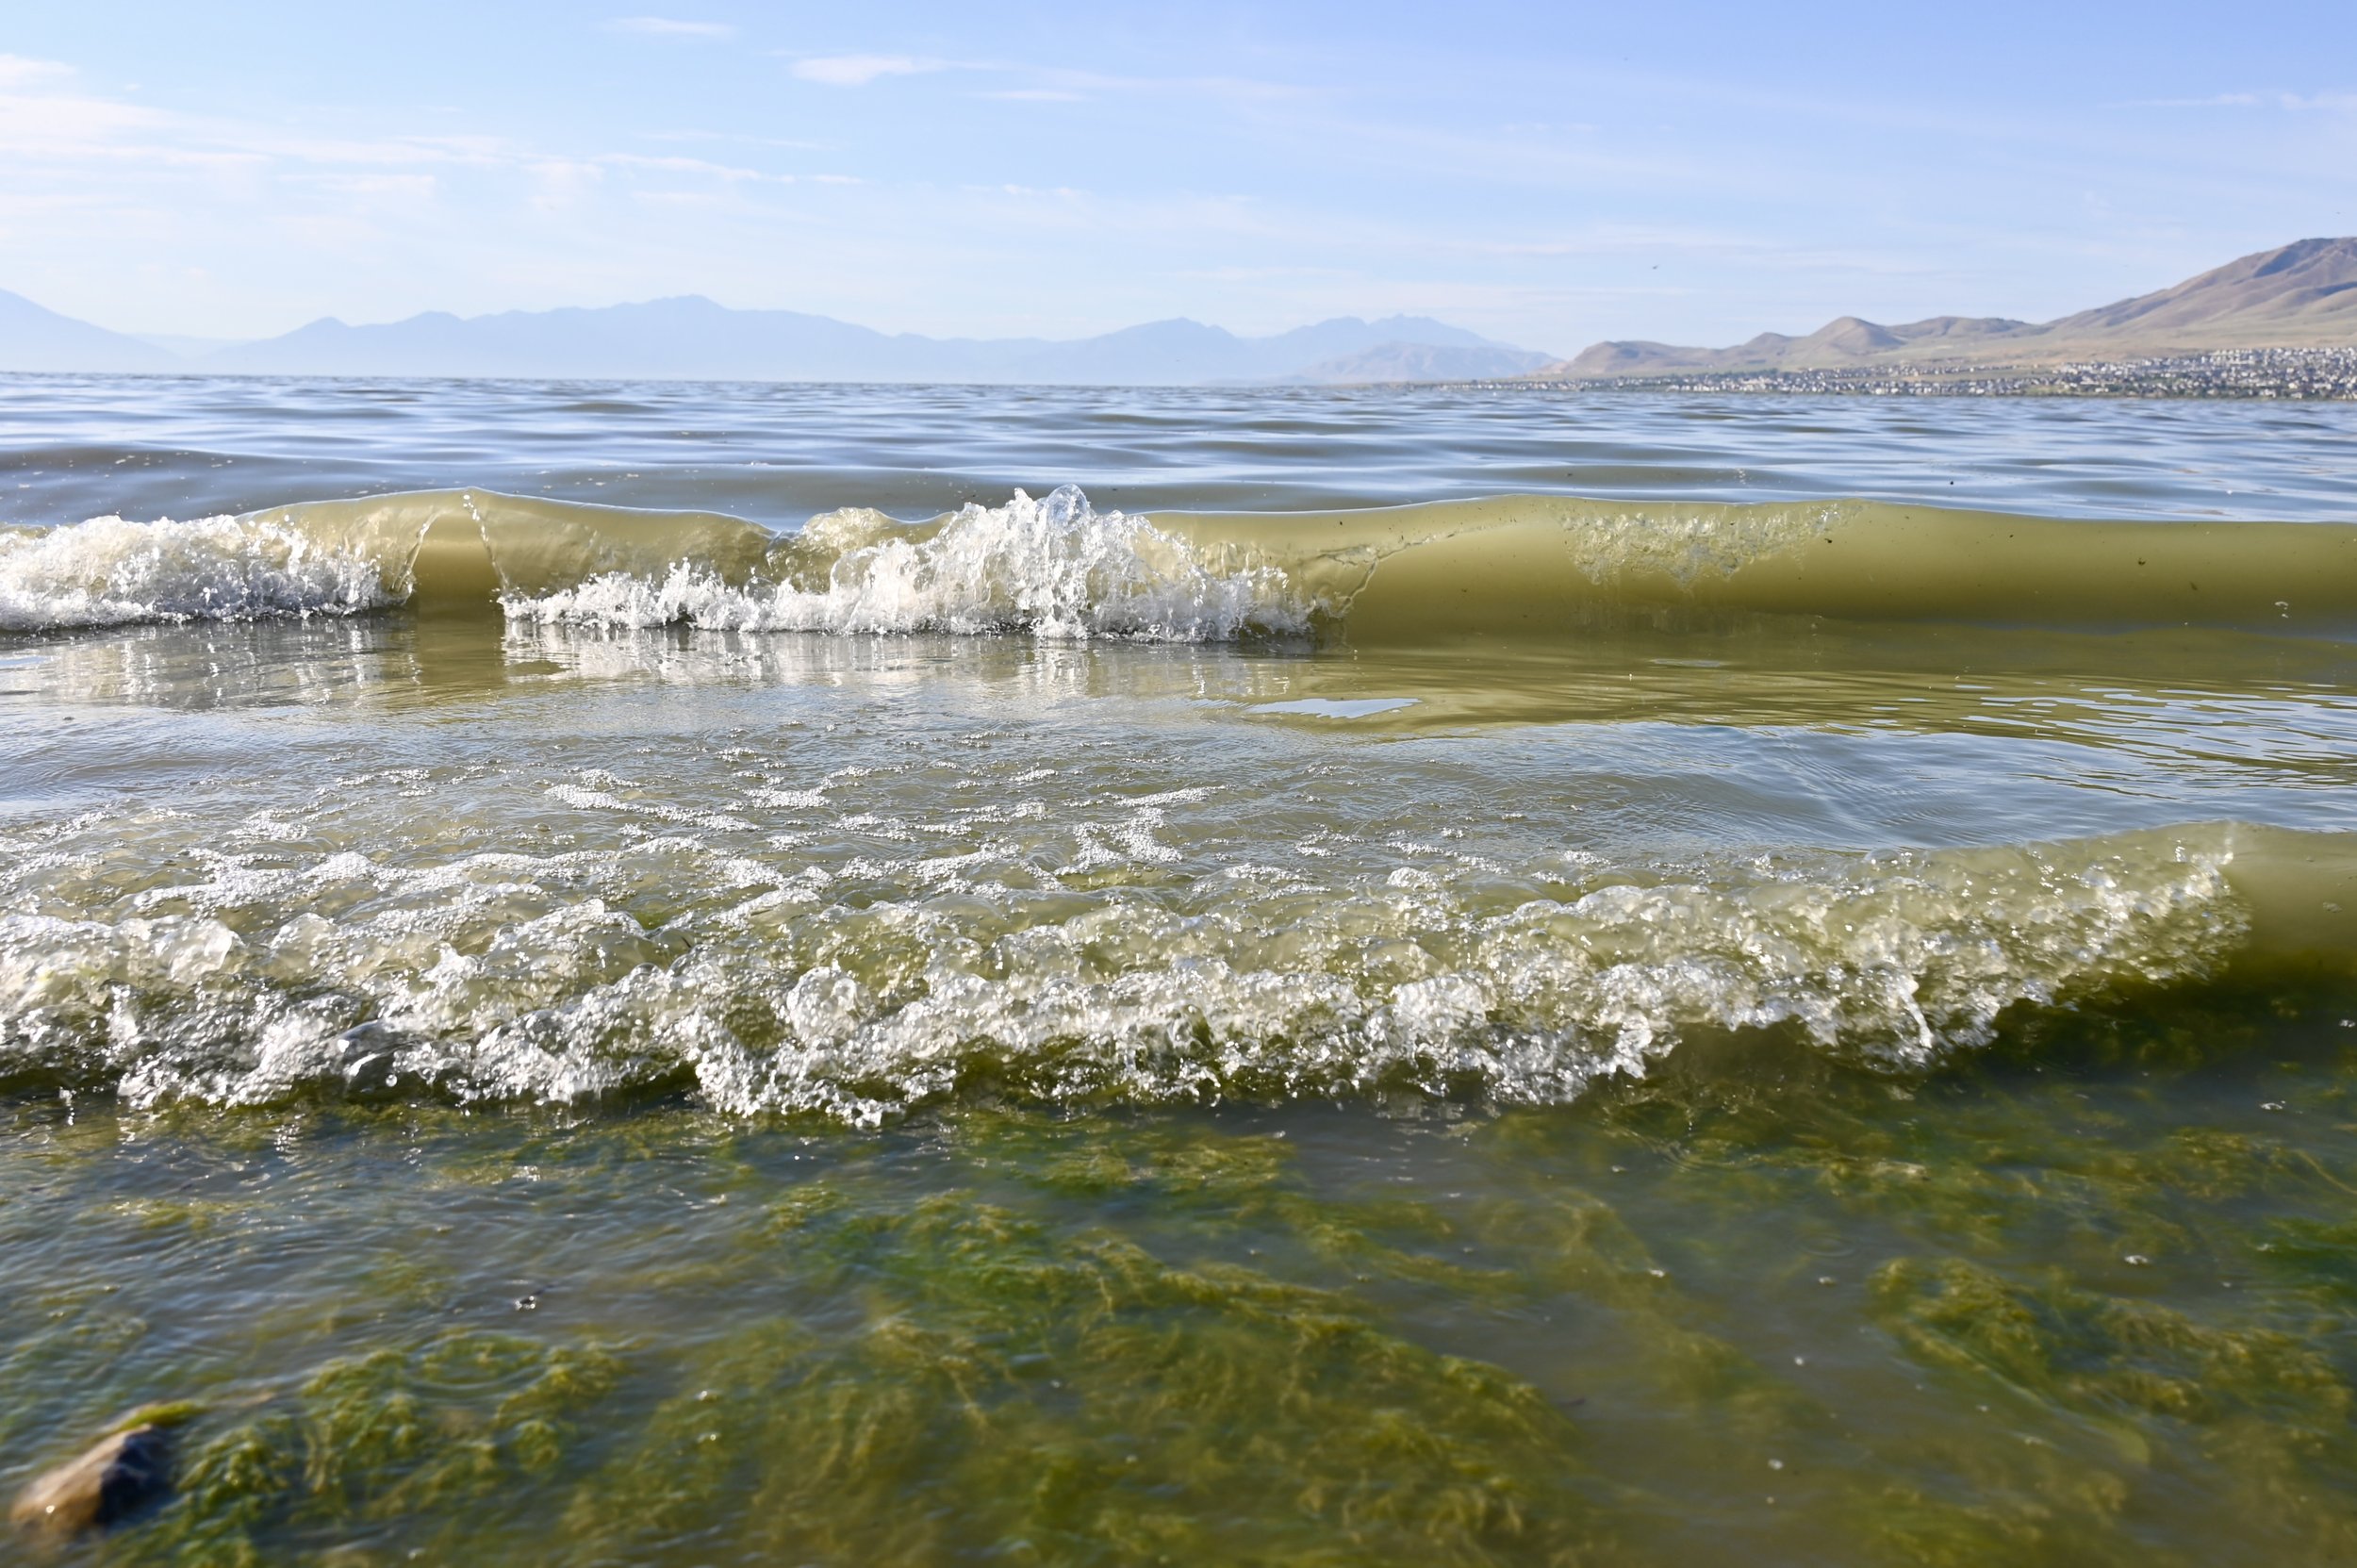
<box><xmin>1533</xmin><ymin>239</ymin><xmax>2357</xmax><ymax>378</ymax></box>
<box><xmin>2042</xmin><ymin>236</ymin><xmax>2357</xmax><ymax>343</ymax></box>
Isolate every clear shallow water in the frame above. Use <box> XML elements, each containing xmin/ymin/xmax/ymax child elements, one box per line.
<box><xmin>2</xmin><ymin>378</ymin><xmax>2356</xmax><ymax>1564</ymax></box>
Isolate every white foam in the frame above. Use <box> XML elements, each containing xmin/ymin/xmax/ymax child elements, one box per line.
<box><xmin>504</xmin><ymin>486</ymin><xmax>1311</xmax><ymax>641</ymax></box>
<box><xmin>0</xmin><ymin>515</ymin><xmax>394</xmax><ymax>633</ymax></box>
<box><xmin>0</xmin><ymin>825</ymin><xmax>2249</xmax><ymax>1123</ymax></box>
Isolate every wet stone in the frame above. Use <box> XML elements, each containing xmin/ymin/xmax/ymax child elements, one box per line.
<box><xmin>8</xmin><ymin>1424</ymin><xmax>173</xmax><ymax>1537</ymax></box>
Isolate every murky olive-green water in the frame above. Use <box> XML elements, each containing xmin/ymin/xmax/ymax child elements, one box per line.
<box><xmin>4</xmin><ymin>382</ymin><xmax>2356</xmax><ymax>1563</ymax></box>
<box><xmin>8</xmin><ymin>1032</ymin><xmax>2357</xmax><ymax>1565</ymax></box>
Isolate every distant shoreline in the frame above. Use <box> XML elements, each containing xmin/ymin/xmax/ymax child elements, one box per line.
<box><xmin>1455</xmin><ymin>347</ymin><xmax>2357</xmax><ymax>401</ymax></box>
<box><xmin>4</xmin><ymin>346</ymin><xmax>2353</xmax><ymax>399</ymax></box>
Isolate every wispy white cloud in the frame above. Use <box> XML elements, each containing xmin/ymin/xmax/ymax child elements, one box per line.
<box><xmin>2123</xmin><ymin>92</ymin><xmax>2264</xmax><ymax>108</ymax></box>
<box><xmin>2121</xmin><ymin>91</ymin><xmax>2357</xmax><ymax>111</ymax></box>
<box><xmin>0</xmin><ymin>57</ymin><xmax>868</xmax><ymax>241</ymax></box>
<box><xmin>0</xmin><ymin>61</ymin><xmax>850</xmax><ymax>191</ymax></box>
<box><xmin>602</xmin><ymin>151</ymin><xmax>769</xmax><ymax>181</ymax></box>
<box><xmin>782</xmin><ymin>55</ymin><xmax>1308</xmax><ymax>104</ymax></box>
<box><xmin>980</xmin><ymin>65</ymin><xmax>1318</xmax><ymax>108</ymax></box>
<box><xmin>788</xmin><ymin>55</ymin><xmax>944</xmax><ymax>88</ymax></box>
<box><xmin>602</xmin><ymin>17</ymin><xmax>734</xmax><ymax>40</ymax></box>
<box><xmin>0</xmin><ymin>53</ymin><xmax>74</xmax><ymax>88</ymax></box>
<box><xmin>645</xmin><ymin>129</ymin><xmax>832</xmax><ymax>150</ymax></box>
<box><xmin>300</xmin><ymin>173</ymin><xmax>440</xmax><ymax>199</ymax></box>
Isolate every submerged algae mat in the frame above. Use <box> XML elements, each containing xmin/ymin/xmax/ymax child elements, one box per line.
<box><xmin>6</xmin><ymin>996</ymin><xmax>2356</xmax><ymax>1568</ymax></box>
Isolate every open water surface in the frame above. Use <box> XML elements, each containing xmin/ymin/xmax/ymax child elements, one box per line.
<box><xmin>2</xmin><ymin>378</ymin><xmax>2355</xmax><ymax>1564</ymax></box>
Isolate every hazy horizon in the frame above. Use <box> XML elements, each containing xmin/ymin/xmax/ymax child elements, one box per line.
<box><xmin>7</xmin><ymin>289</ymin><xmax>1558</xmax><ymax>357</ymax></box>
<box><xmin>3</xmin><ymin>1</ymin><xmax>2352</xmax><ymax>352</ymax></box>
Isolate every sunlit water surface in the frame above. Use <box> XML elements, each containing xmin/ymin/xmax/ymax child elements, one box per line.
<box><xmin>3</xmin><ymin>378</ymin><xmax>2356</xmax><ymax>1566</ymax></box>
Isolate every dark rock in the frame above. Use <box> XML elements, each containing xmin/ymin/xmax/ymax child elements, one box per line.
<box><xmin>9</xmin><ymin>1423</ymin><xmax>173</xmax><ymax>1536</ymax></box>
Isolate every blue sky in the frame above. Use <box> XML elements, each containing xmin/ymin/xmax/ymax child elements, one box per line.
<box><xmin>2</xmin><ymin>1</ymin><xmax>2351</xmax><ymax>351</ymax></box>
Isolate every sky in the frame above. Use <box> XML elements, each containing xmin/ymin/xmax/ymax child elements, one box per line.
<box><xmin>1</xmin><ymin>1</ymin><xmax>2352</xmax><ymax>354</ymax></box>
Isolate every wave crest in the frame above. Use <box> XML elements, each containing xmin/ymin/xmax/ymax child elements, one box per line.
<box><xmin>0</xmin><ymin>825</ymin><xmax>2254</xmax><ymax>1122</ymax></box>
<box><xmin>0</xmin><ymin>514</ymin><xmax>393</xmax><ymax>633</ymax></box>
<box><xmin>508</xmin><ymin>486</ymin><xmax>1313</xmax><ymax>640</ymax></box>
<box><xmin>6</xmin><ymin>486</ymin><xmax>2353</xmax><ymax>640</ymax></box>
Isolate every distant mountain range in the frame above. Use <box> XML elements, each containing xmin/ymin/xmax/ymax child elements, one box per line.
<box><xmin>8</xmin><ymin>239</ymin><xmax>2352</xmax><ymax>385</ymax></box>
<box><xmin>0</xmin><ymin>289</ymin><xmax>187</xmax><ymax>374</ymax></box>
<box><xmin>1536</xmin><ymin>238</ymin><xmax>2357</xmax><ymax>380</ymax></box>
<box><xmin>0</xmin><ymin>291</ymin><xmax>1552</xmax><ymax>385</ymax></box>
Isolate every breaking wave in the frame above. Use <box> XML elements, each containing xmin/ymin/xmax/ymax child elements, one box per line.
<box><xmin>0</xmin><ymin>513</ymin><xmax>396</xmax><ymax>631</ymax></box>
<box><xmin>6</xmin><ymin>485</ymin><xmax>2355</xmax><ymax>641</ymax></box>
<box><xmin>0</xmin><ymin>816</ymin><xmax>2320</xmax><ymax>1123</ymax></box>
<box><xmin>509</xmin><ymin>486</ymin><xmax>1310</xmax><ymax>640</ymax></box>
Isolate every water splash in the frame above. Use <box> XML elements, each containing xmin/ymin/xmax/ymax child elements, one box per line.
<box><xmin>507</xmin><ymin>486</ymin><xmax>1313</xmax><ymax>640</ymax></box>
<box><xmin>7</xmin><ymin>485</ymin><xmax>2353</xmax><ymax>640</ymax></box>
<box><xmin>0</xmin><ymin>822</ymin><xmax>2253</xmax><ymax>1124</ymax></box>
<box><xmin>0</xmin><ymin>514</ymin><xmax>392</xmax><ymax>633</ymax></box>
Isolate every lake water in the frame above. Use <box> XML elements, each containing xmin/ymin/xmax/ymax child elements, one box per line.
<box><xmin>4</xmin><ymin>377</ymin><xmax>2355</xmax><ymax>1565</ymax></box>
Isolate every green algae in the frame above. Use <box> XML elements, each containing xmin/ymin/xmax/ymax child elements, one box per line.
<box><xmin>113</xmin><ymin>1333</ymin><xmax>626</xmax><ymax>1567</ymax></box>
<box><xmin>573</xmin><ymin>1197</ymin><xmax>1623</xmax><ymax>1565</ymax></box>
<box><xmin>1858</xmin><ymin>1255</ymin><xmax>2357</xmax><ymax>1564</ymax></box>
<box><xmin>3</xmin><ymin>1024</ymin><xmax>2354</xmax><ymax>1566</ymax></box>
